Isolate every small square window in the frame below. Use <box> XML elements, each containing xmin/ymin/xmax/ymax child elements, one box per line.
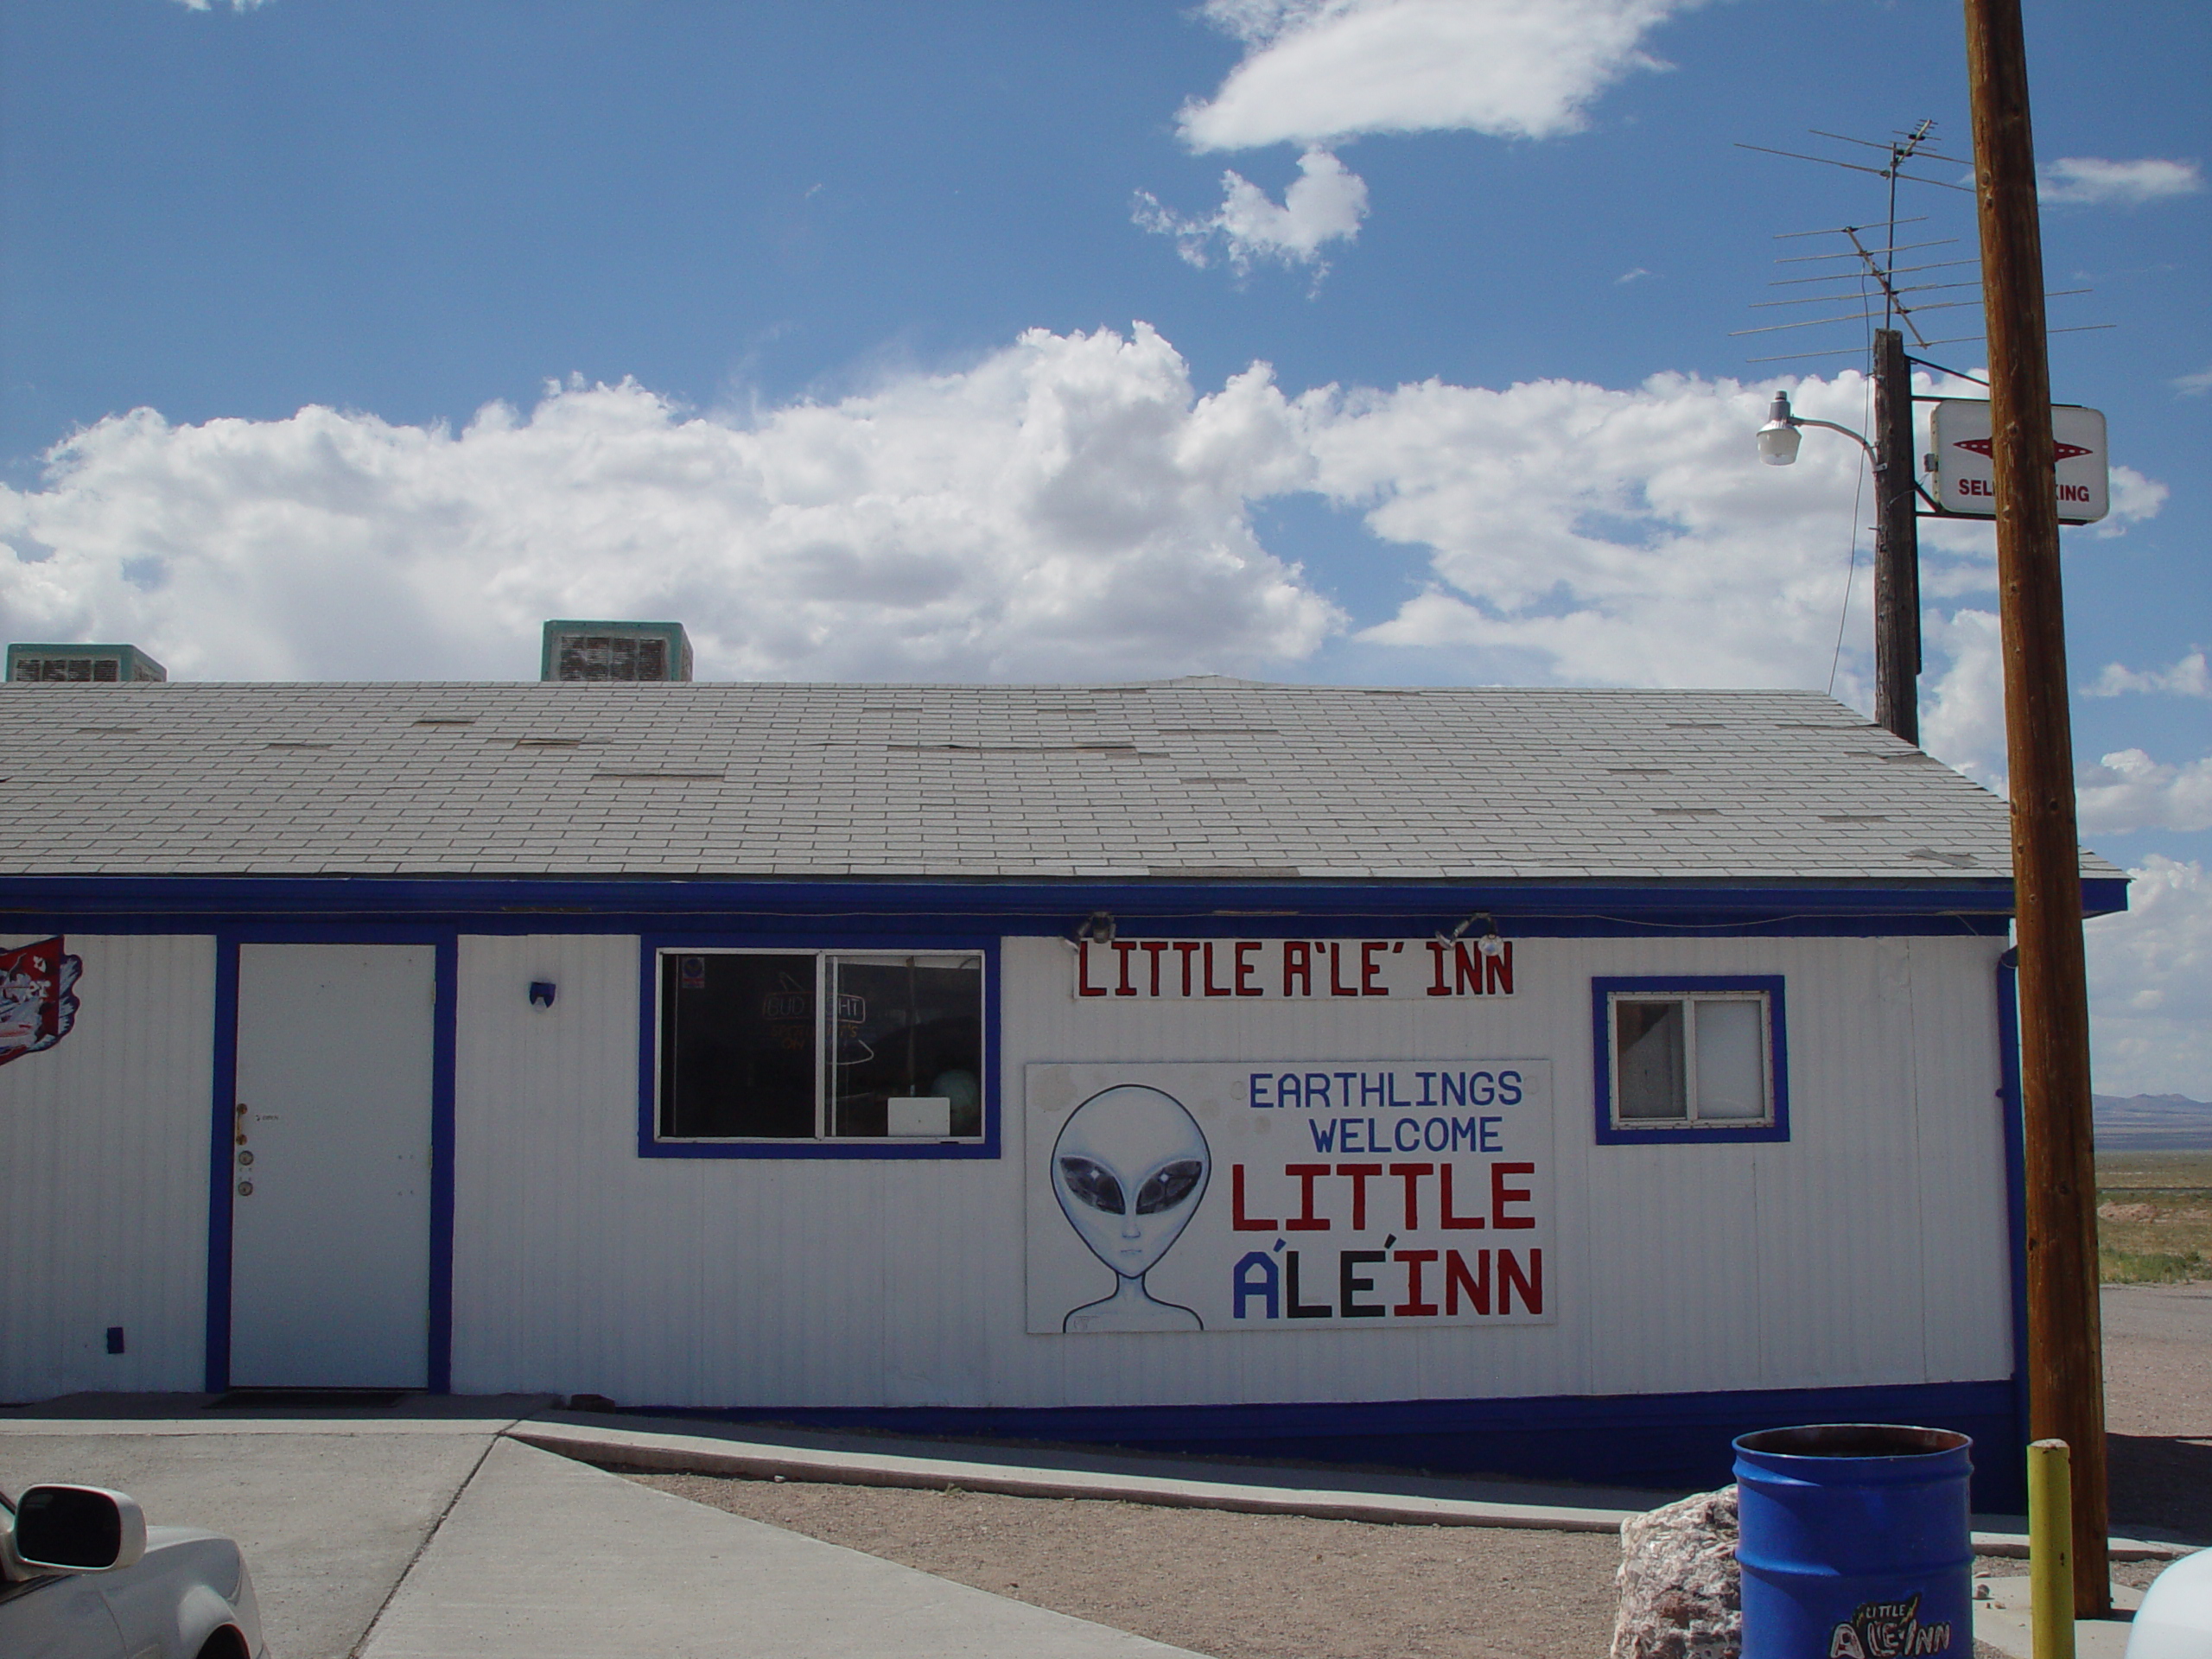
<box><xmin>657</xmin><ymin>949</ymin><xmax>984</xmax><ymax>1143</ymax></box>
<box><xmin>1594</xmin><ymin>977</ymin><xmax>1788</xmax><ymax>1143</ymax></box>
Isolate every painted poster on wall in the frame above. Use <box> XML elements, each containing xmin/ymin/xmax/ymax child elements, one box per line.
<box><xmin>0</xmin><ymin>936</ymin><xmax>82</xmax><ymax>1069</ymax></box>
<box><xmin>1025</xmin><ymin>1060</ymin><xmax>1554</xmax><ymax>1335</ymax></box>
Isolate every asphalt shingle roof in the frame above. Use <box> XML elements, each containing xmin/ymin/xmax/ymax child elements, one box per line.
<box><xmin>0</xmin><ymin>677</ymin><xmax>2114</xmax><ymax>884</ymax></box>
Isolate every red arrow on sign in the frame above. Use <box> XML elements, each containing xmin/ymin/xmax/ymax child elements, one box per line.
<box><xmin>1954</xmin><ymin>437</ymin><xmax>2094</xmax><ymax>461</ymax></box>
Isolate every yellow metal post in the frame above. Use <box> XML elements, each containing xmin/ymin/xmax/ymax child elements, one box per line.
<box><xmin>2028</xmin><ymin>1439</ymin><xmax>2075</xmax><ymax>1659</ymax></box>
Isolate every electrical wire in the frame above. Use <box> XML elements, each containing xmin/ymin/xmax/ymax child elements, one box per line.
<box><xmin>1825</xmin><ymin>267</ymin><xmax>1879</xmax><ymax>697</ymax></box>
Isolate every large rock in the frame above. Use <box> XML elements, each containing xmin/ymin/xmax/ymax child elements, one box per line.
<box><xmin>1611</xmin><ymin>1485</ymin><xmax>1742</xmax><ymax>1659</ymax></box>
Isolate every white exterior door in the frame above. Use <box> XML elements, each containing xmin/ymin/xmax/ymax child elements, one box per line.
<box><xmin>230</xmin><ymin>944</ymin><xmax>435</xmax><ymax>1389</ymax></box>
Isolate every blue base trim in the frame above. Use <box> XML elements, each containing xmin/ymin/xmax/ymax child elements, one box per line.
<box><xmin>629</xmin><ymin>1379</ymin><xmax>2027</xmax><ymax>1512</ymax></box>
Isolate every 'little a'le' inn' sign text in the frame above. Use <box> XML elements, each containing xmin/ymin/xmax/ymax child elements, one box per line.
<box><xmin>1072</xmin><ymin>938</ymin><xmax>1515</xmax><ymax>1001</ymax></box>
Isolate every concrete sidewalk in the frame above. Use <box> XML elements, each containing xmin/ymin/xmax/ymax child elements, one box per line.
<box><xmin>359</xmin><ymin>1437</ymin><xmax>1200</xmax><ymax>1658</ymax></box>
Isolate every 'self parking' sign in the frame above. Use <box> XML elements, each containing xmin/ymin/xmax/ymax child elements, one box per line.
<box><xmin>1929</xmin><ymin>400</ymin><xmax>2108</xmax><ymax>524</ymax></box>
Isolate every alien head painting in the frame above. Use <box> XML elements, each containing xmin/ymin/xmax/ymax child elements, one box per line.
<box><xmin>1051</xmin><ymin>1084</ymin><xmax>1212</xmax><ymax>1332</ymax></box>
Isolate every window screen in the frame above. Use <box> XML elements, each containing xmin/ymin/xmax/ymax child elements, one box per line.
<box><xmin>1609</xmin><ymin>991</ymin><xmax>1773</xmax><ymax>1129</ymax></box>
<box><xmin>658</xmin><ymin>950</ymin><xmax>983</xmax><ymax>1141</ymax></box>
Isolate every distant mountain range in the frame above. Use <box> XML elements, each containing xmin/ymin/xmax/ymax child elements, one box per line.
<box><xmin>2094</xmin><ymin>1093</ymin><xmax>2212</xmax><ymax>1151</ymax></box>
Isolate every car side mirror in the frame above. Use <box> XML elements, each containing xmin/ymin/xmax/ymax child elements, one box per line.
<box><xmin>11</xmin><ymin>1485</ymin><xmax>147</xmax><ymax>1572</ymax></box>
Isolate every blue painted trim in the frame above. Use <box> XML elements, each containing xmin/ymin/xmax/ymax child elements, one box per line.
<box><xmin>1591</xmin><ymin>976</ymin><xmax>1791</xmax><ymax>1146</ymax></box>
<box><xmin>202</xmin><ymin>936</ymin><xmax>239</xmax><ymax>1394</ymax></box>
<box><xmin>0</xmin><ymin>873</ymin><xmax>2129</xmax><ymax>935</ymax></box>
<box><xmin>635</xmin><ymin>932</ymin><xmax>1003</xmax><ymax>1160</ymax></box>
<box><xmin>1995</xmin><ymin>950</ymin><xmax>2029</xmax><ymax>1467</ymax></box>
<box><xmin>205</xmin><ymin>928</ymin><xmax>458</xmax><ymax>1391</ymax></box>
<box><xmin>428</xmin><ymin>936</ymin><xmax>459</xmax><ymax>1394</ymax></box>
<box><xmin>632</xmin><ymin>1377</ymin><xmax>2025</xmax><ymax>1512</ymax></box>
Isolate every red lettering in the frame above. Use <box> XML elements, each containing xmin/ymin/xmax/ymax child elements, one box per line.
<box><xmin>1203</xmin><ymin>942</ymin><xmax>1232</xmax><ymax>996</ymax></box>
<box><xmin>1499</xmin><ymin>1248</ymin><xmax>1542</xmax><ymax>1315</ymax></box>
<box><xmin>1425</xmin><ymin>940</ymin><xmax>1451</xmax><ymax>995</ymax></box>
<box><xmin>1389</xmin><ymin>1161</ymin><xmax>1433</xmax><ymax>1229</ymax></box>
<box><xmin>1440</xmin><ymin>1163</ymin><xmax>1484</xmax><ymax>1230</ymax></box>
<box><xmin>1283</xmin><ymin>940</ymin><xmax>1313</xmax><ymax>997</ymax></box>
<box><xmin>1486</xmin><ymin>941</ymin><xmax>1514</xmax><ymax>995</ymax></box>
<box><xmin>1361</xmin><ymin>940</ymin><xmax>1389</xmax><ymax>995</ymax></box>
<box><xmin>1236</xmin><ymin>940</ymin><xmax>1262</xmax><ymax>996</ymax></box>
<box><xmin>1491</xmin><ymin>1161</ymin><xmax>1535</xmax><ymax>1230</ymax></box>
<box><xmin>1445</xmin><ymin>1249</ymin><xmax>1489</xmax><ymax>1316</ymax></box>
<box><xmin>1230</xmin><ymin>1164</ymin><xmax>1278</xmax><ymax>1230</ymax></box>
<box><xmin>1330</xmin><ymin>943</ymin><xmax>1358</xmax><ymax>996</ymax></box>
<box><xmin>1335</xmin><ymin>1163</ymin><xmax>1382</xmax><ymax>1229</ymax></box>
<box><xmin>1454</xmin><ymin>941</ymin><xmax>1483</xmax><ymax>995</ymax></box>
<box><xmin>1175</xmin><ymin>941</ymin><xmax>1202</xmax><ymax>996</ymax></box>
<box><xmin>1077</xmin><ymin>941</ymin><xmax>1107</xmax><ymax>996</ymax></box>
<box><xmin>1393</xmin><ymin>1249</ymin><xmax>1440</xmax><ymax>1318</ymax></box>
<box><xmin>1141</xmin><ymin>940</ymin><xmax>1168</xmax><ymax>995</ymax></box>
<box><xmin>1113</xmin><ymin>940</ymin><xmax>1137</xmax><ymax>996</ymax></box>
<box><xmin>1284</xmin><ymin>1163</ymin><xmax>1332</xmax><ymax>1230</ymax></box>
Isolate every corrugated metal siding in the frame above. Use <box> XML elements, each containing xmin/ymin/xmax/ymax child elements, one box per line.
<box><xmin>0</xmin><ymin>934</ymin><xmax>214</xmax><ymax>1398</ymax></box>
<box><xmin>451</xmin><ymin>930</ymin><xmax>2012</xmax><ymax>1410</ymax></box>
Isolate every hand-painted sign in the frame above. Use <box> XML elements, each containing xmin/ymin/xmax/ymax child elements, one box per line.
<box><xmin>1928</xmin><ymin>400</ymin><xmax>2108</xmax><ymax>524</ymax></box>
<box><xmin>1071</xmin><ymin>938</ymin><xmax>1514</xmax><ymax>1001</ymax></box>
<box><xmin>1025</xmin><ymin>1060</ymin><xmax>1554</xmax><ymax>1334</ymax></box>
<box><xmin>0</xmin><ymin>937</ymin><xmax>82</xmax><ymax>1068</ymax></box>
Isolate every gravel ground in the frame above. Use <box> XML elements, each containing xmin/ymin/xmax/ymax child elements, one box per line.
<box><xmin>632</xmin><ymin>1287</ymin><xmax>2208</xmax><ymax>1658</ymax></box>
<box><xmin>636</xmin><ymin>1474</ymin><xmax>1621</xmax><ymax>1659</ymax></box>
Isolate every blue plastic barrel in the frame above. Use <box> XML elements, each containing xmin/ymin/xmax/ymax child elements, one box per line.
<box><xmin>1733</xmin><ymin>1423</ymin><xmax>1974</xmax><ymax>1658</ymax></box>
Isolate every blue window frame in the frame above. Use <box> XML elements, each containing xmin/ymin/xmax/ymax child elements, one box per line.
<box><xmin>638</xmin><ymin>935</ymin><xmax>1000</xmax><ymax>1160</ymax></box>
<box><xmin>1592</xmin><ymin>976</ymin><xmax>1789</xmax><ymax>1146</ymax></box>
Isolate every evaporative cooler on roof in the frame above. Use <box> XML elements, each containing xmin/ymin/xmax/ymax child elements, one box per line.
<box><xmin>540</xmin><ymin>620</ymin><xmax>694</xmax><ymax>683</ymax></box>
<box><xmin>6</xmin><ymin>643</ymin><xmax>168</xmax><ymax>683</ymax></box>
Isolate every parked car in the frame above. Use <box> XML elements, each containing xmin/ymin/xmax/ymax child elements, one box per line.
<box><xmin>0</xmin><ymin>1483</ymin><xmax>268</xmax><ymax>1658</ymax></box>
<box><xmin>2126</xmin><ymin>1547</ymin><xmax>2212</xmax><ymax>1659</ymax></box>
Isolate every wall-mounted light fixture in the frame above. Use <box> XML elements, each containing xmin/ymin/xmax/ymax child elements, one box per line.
<box><xmin>1074</xmin><ymin>911</ymin><xmax>1117</xmax><ymax>945</ymax></box>
<box><xmin>1440</xmin><ymin>912</ymin><xmax>1507</xmax><ymax>959</ymax></box>
<box><xmin>529</xmin><ymin>981</ymin><xmax>556</xmax><ymax>1010</ymax></box>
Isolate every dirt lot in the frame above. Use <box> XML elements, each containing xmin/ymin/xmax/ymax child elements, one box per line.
<box><xmin>633</xmin><ymin>1285</ymin><xmax>2209</xmax><ymax>1658</ymax></box>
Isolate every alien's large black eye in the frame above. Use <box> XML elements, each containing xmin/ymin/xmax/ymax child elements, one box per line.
<box><xmin>1135</xmin><ymin>1160</ymin><xmax>1205</xmax><ymax>1215</ymax></box>
<box><xmin>1058</xmin><ymin>1156</ymin><xmax>1125</xmax><ymax>1213</ymax></box>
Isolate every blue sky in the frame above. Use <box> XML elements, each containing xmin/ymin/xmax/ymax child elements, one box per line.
<box><xmin>3</xmin><ymin>0</ymin><xmax>2207</xmax><ymax>1091</ymax></box>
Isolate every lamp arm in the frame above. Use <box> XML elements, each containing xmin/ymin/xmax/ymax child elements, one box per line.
<box><xmin>1789</xmin><ymin>416</ymin><xmax>1879</xmax><ymax>467</ymax></box>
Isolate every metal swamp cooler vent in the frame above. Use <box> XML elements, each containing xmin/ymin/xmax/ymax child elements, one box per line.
<box><xmin>7</xmin><ymin>642</ymin><xmax>168</xmax><ymax>683</ymax></box>
<box><xmin>541</xmin><ymin>620</ymin><xmax>693</xmax><ymax>683</ymax></box>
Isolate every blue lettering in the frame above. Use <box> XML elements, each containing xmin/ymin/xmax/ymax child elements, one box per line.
<box><xmin>1250</xmin><ymin>1073</ymin><xmax>1273</xmax><ymax>1109</ymax></box>
<box><xmin>1480</xmin><ymin>1116</ymin><xmax>1503</xmax><ymax>1152</ymax></box>
<box><xmin>1388</xmin><ymin>1072</ymin><xmax>1413</xmax><ymax>1109</ymax></box>
<box><xmin>1499</xmin><ymin>1070</ymin><xmax>1522</xmax><ymax>1106</ymax></box>
<box><xmin>1233</xmin><ymin>1252</ymin><xmax>1280</xmax><ymax>1319</ymax></box>
<box><xmin>1360</xmin><ymin>1072</ymin><xmax>1386</xmax><ymax>1109</ymax></box>
<box><xmin>1395</xmin><ymin>1117</ymin><xmax>1421</xmax><ymax>1152</ymax></box>
<box><xmin>1468</xmin><ymin>1071</ymin><xmax>1495</xmax><ymax>1106</ymax></box>
<box><xmin>1424</xmin><ymin>1116</ymin><xmax>1450</xmax><ymax>1152</ymax></box>
<box><xmin>1306</xmin><ymin>1073</ymin><xmax>1332</xmax><ymax>1109</ymax></box>
<box><xmin>1336</xmin><ymin>1071</ymin><xmax>1358</xmax><ymax>1105</ymax></box>
<box><xmin>1441</xmin><ymin>1072</ymin><xmax>1466</xmax><ymax>1109</ymax></box>
<box><xmin>1306</xmin><ymin>1119</ymin><xmax>1340</xmax><ymax>1154</ymax></box>
<box><xmin>1278</xmin><ymin>1073</ymin><xmax>1302</xmax><ymax>1110</ymax></box>
<box><xmin>1416</xmin><ymin>1071</ymin><xmax>1438</xmax><ymax>1107</ymax></box>
<box><xmin>1450</xmin><ymin>1116</ymin><xmax>1481</xmax><ymax>1151</ymax></box>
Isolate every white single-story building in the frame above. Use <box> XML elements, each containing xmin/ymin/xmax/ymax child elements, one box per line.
<box><xmin>0</xmin><ymin>675</ymin><xmax>2123</xmax><ymax>1508</ymax></box>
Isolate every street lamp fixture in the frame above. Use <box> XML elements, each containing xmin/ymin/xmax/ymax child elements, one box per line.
<box><xmin>1757</xmin><ymin>390</ymin><xmax>1875</xmax><ymax>467</ymax></box>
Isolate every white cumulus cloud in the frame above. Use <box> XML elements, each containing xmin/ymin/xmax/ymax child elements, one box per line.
<box><xmin>0</xmin><ymin>327</ymin><xmax>1339</xmax><ymax>683</ymax></box>
<box><xmin>2038</xmin><ymin>156</ymin><xmax>2204</xmax><ymax>207</ymax></box>
<box><xmin>2085</xmin><ymin>652</ymin><xmax>2209</xmax><ymax>699</ymax></box>
<box><xmin>2088</xmin><ymin>856</ymin><xmax>2212</xmax><ymax>1098</ymax></box>
<box><xmin>2174</xmin><ymin>365</ymin><xmax>2212</xmax><ymax>397</ymax></box>
<box><xmin>1135</xmin><ymin>147</ymin><xmax>1370</xmax><ymax>277</ymax></box>
<box><xmin>2076</xmin><ymin>749</ymin><xmax>2212</xmax><ymax>836</ymax></box>
<box><xmin>1178</xmin><ymin>0</ymin><xmax>1697</xmax><ymax>149</ymax></box>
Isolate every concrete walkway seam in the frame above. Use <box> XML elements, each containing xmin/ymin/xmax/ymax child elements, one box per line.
<box><xmin>346</xmin><ymin>1420</ymin><xmax>518</xmax><ymax>1659</ymax></box>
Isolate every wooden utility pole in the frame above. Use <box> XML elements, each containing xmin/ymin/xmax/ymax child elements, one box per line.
<box><xmin>1871</xmin><ymin>327</ymin><xmax>1922</xmax><ymax>744</ymax></box>
<box><xmin>1961</xmin><ymin>0</ymin><xmax>2109</xmax><ymax>1615</ymax></box>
